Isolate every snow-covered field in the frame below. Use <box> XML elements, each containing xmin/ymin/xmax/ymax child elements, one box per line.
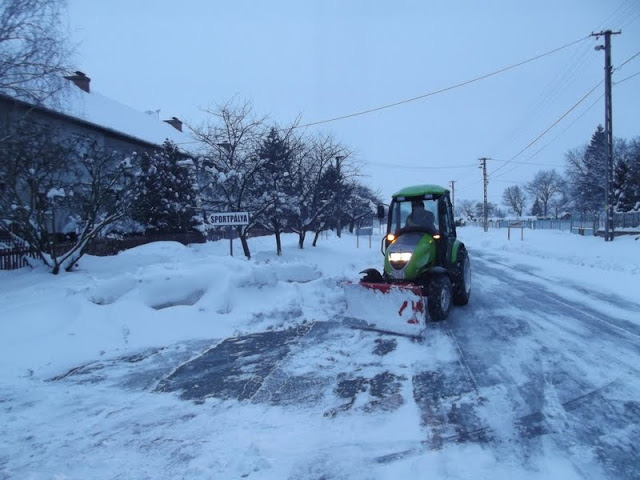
<box><xmin>1</xmin><ymin>227</ymin><xmax>639</xmax><ymax>479</ymax></box>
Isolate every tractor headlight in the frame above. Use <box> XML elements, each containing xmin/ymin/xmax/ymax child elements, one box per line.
<box><xmin>389</xmin><ymin>252</ymin><xmax>412</xmax><ymax>262</ymax></box>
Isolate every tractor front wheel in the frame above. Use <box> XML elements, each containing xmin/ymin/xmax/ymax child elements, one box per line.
<box><xmin>427</xmin><ymin>275</ymin><xmax>452</xmax><ymax>321</ymax></box>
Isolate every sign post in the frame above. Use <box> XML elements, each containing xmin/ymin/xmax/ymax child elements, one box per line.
<box><xmin>356</xmin><ymin>227</ymin><xmax>373</xmax><ymax>249</ymax></box>
<box><xmin>208</xmin><ymin>212</ymin><xmax>250</xmax><ymax>256</ymax></box>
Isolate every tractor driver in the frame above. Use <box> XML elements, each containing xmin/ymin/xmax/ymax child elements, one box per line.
<box><xmin>406</xmin><ymin>199</ymin><xmax>436</xmax><ymax>232</ymax></box>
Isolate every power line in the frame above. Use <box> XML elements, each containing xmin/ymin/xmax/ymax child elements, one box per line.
<box><xmin>615</xmin><ymin>71</ymin><xmax>640</xmax><ymax>84</ymax></box>
<box><xmin>490</xmin><ymin>79</ymin><xmax>603</xmax><ymax>177</ymax></box>
<box><xmin>492</xmin><ymin>159</ymin><xmax>566</xmax><ymax>168</ymax></box>
<box><xmin>293</xmin><ymin>36</ymin><xmax>590</xmax><ymax>129</ymax></box>
<box><xmin>457</xmin><ymin>81</ymin><xmax>603</xmax><ymax>188</ymax></box>
<box><xmin>615</xmin><ymin>50</ymin><xmax>640</xmax><ymax>71</ymax></box>
<box><xmin>364</xmin><ymin>161</ymin><xmax>476</xmax><ymax>170</ymax></box>
<box><xmin>489</xmin><ymin>64</ymin><xmax>638</xmax><ymax>183</ymax></box>
<box><xmin>484</xmin><ymin>43</ymin><xmax>596</xmax><ymax>157</ymax></box>
<box><xmin>490</xmin><ymin>93</ymin><xmax>604</xmax><ymax>181</ymax></box>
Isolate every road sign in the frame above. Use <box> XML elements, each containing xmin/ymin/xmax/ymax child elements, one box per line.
<box><xmin>209</xmin><ymin>212</ymin><xmax>250</xmax><ymax>257</ymax></box>
<box><xmin>356</xmin><ymin>227</ymin><xmax>373</xmax><ymax>249</ymax></box>
<box><xmin>356</xmin><ymin>227</ymin><xmax>373</xmax><ymax>236</ymax></box>
<box><xmin>209</xmin><ymin>212</ymin><xmax>249</xmax><ymax>226</ymax></box>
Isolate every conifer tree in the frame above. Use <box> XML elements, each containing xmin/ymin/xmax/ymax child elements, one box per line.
<box><xmin>133</xmin><ymin>140</ymin><xmax>197</xmax><ymax>233</ymax></box>
<box><xmin>566</xmin><ymin>125</ymin><xmax>606</xmax><ymax>213</ymax></box>
<box><xmin>531</xmin><ymin>197</ymin><xmax>543</xmax><ymax>217</ymax></box>
<box><xmin>255</xmin><ymin>127</ymin><xmax>295</xmax><ymax>255</ymax></box>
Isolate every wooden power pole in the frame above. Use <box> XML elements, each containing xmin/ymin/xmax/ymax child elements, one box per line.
<box><xmin>479</xmin><ymin>158</ymin><xmax>489</xmax><ymax>232</ymax></box>
<box><xmin>592</xmin><ymin>29</ymin><xmax>621</xmax><ymax>242</ymax></box>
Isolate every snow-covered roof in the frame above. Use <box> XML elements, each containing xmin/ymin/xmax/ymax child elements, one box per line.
<box><xmin>55</xmin><ymin>87</ymin><xmax>195</xmax><ymax>150</ymax></box>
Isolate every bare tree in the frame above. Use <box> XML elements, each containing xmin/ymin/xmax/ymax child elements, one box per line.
<box><xmin>525</xmin><ymin>169</ymin><xmax>563</xmax><ymax>218</ymax></box>
<box><xmin>191</xmin><ymin>99</ymin><xmax>269</xmax><ymax>259</ymax></box>
<box><xmin>501</xmin><ymin>185</ymin><xmax>526</xmax><ymax>217</ymax></box>
<box><xmin>457</xmin><ymin>199</ymin><xmax>476</xmax><ymax>220</ymax></box>
<box><xmin>0</xmin><ymin>123</ymin><xmax>139</xmax><ymax>273</ymax></box>
<box><xmin>0</xmin><ymin>0</ymin><xmax>72</xmax><ymax>103</ymax></box>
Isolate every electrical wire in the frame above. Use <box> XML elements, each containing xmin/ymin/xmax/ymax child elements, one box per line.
<box><xmin>491</xmin><ymin>61</ymin><xmax>640</xmax><ymax>181</ymax></box>
<box><xmin>455</xmin><ymin>82</ymin><xmax>603</xmax><ymax>189</ymax></box>
<box><xmin>485</xmin><ymin>2</ymin><xmax>634</xmax><ymax>161</ymax></box>
<box><xmin>490</xmin><ymin>93</ymin><xmax>604</xmax><ymax>181</ymax></box>
<box><xmin>489</xmin><ymin>80</ymin><xmax>603</xmax><ymax>178</ymax></box>
<box><xmin>615</xmin><ymin>50</ymin><xmax>640</xmax><ymax>71</ymax></box>
<box><xmin>615</xmin><ymin>71</ymin><xmax>640</xmax><ymax>84</ymax></box>
<box><xmin>363</xmin><ymin>161</ymin><xmax>476</xmax><ymax>170</ymax></box>
<box><xmin>492</xmin><ymin>159</ymin><xmax>566</xmax><ymax>168</ymax></box>
<box><xmin>292</xmin><ymin>36</ymin><xmax>590</xmax><ymax>129</ymax></box>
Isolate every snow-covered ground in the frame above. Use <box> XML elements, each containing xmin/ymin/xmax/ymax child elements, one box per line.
<box><xmin>1</xmin><ymin>228</ymin><xmax>639</xmax><ymax>479</ymax></box>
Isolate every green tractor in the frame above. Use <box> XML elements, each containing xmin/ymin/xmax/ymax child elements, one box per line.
<box><xmin>346</xmin><ymin>184</ymin><xmax>471</xmax><ymax>334</ymax></box>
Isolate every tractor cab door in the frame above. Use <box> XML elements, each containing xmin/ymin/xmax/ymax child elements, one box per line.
<box><xmin>437</xmin><ymin>193</ymin><xmax>457</xmax><ymax>267</ymax></box>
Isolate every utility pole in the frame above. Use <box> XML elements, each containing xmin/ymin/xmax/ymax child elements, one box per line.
<box><xmin>335</xmin><ymin>155</ymin><xmax>344</xmax><ymax>238</ymax></box>
<box><xmin>479</xmin><ymin>158</ymin><xmax>489</xmax><ymax>232</ymax></box>
<box><xmin>449</xmin><ymin>180</ymin><xmax>455</xmax><ymax>214</ymax></box>
<box><xmin>592</xmin><ymin>29</ymin><xmax>621</xmax><ymax>242</ymax></box>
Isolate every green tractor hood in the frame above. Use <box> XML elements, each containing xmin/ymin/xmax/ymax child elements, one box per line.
<box><xmin>384</xmin><ymin>232</ymin><xmax>436</xmax><ymax>281</ymax></box>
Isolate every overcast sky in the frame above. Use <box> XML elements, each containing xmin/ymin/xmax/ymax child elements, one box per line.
<box><xmin>66</xmin><ymin>0</ymin><xmax>640</xmax><ymax>205</ymax></box>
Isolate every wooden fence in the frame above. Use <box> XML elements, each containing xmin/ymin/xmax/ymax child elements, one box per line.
<box><xmin>0</xmin><ymin>232</ymin><xmax>206</xmax><ymax>271</ymax></box>
<box><xmin>0</xmin><ymin>228</ymin><xmax>276</xmax><ymax>271</ymax></box>
<box><xmin>0</xmin><ymin>239</ymin><xmax>38</xmax><ymax>270</ymax></box>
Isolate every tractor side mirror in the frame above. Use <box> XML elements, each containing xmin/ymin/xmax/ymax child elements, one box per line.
<box><xmin>376</xmin><ymin>205</ymin><xmax>385</xmax><ymax>219</ymax></box>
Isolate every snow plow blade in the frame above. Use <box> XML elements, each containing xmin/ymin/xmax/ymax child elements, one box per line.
<box><xmin>343</xmin><ymin>281</ymin><xmax>427</xmax><ymax>337</ymax></box>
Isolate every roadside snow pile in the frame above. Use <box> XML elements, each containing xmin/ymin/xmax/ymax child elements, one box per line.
<box><xmin>461</xmin><ymin>226</ymin><xmax>640</xmax><ymax>299</ymax></box>
<box><xmin>0</xmin><ymin>234</ymin><xmax>377</xmax><ymax>380</ymax></box>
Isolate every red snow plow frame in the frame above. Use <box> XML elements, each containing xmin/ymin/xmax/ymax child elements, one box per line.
<box><xmin>359</xmin><ymin>282</ymin><xmax>425</xmax><ymax>324</ymax></box>
<box><xmin>344</xmin><ymin>281</ymin><xmax>428</xmax><ymax>336</ymax></box>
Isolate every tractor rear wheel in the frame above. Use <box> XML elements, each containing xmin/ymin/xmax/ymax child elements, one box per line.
<box><xmin>427</xmin><ymin>274</ymin><xmax>452</xmax><ymax>321</ymax></box>
<box><xmin>453</xmin><ymin>248</ymin><xmax>471</xmax><ymax>305</ymax></box>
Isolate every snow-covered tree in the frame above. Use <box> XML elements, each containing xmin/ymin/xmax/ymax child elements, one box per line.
<box><xmin>0</xmin><ymin>123</ymin><xmax>138</xmax><ymax>273</ymax></box>
<box><xmin>133</xmin><ymin>140</ymin><xmax>198</xmax><ymax>233</ymax></box>
<box><xmin>253</xmin><ymin>127</ymin><xmax>296</xmax><ymax>255</ymax></box>
<box><xmin>342</xmin><ymin>183</ymin><xmax>382</xmax><ymax>234</ymax></box>
<box><xmin>614</xmin><ymin>138</ymin><xmax>640</xmax><ymax>212</ymax></box>
<box><xmin>288</xmin><ymin>134</ymin><xmax>347</xmax><ymax>249</ymax></box>
<box><xmin>565</xmin><ymin>125</ymin><xmax>606</xmax><ymax>213</ymax></box>
<box><xmin>191</xmin><ymin>99</ymin><xmax>269</xmax><ymax>259</ymax></box>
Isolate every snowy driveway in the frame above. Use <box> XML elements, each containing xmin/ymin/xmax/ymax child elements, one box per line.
<box><xmin>2</xmin><ymin>231</ymin><xmax>640</xmax><ymax>479</ymax></box>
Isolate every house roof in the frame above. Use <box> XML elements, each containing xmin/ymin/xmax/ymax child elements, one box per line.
<box><xmin>1</xmin><ymin>85</ymin><xmax>198</xmax><ymax>155</ymax></box>
<box><xmin>60</xmin><ymin>88</ymin><xmax>196</xmax><ymax>150</ymax></box>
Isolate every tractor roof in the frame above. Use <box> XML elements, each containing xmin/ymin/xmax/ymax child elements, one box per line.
<box><xmin>392</xmin><ymin>184</ymin><xmax>449</xmax><ymax>198</ymax></box>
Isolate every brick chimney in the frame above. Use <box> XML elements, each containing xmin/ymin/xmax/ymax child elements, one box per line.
<box><xmin>64</xmin><ymin>71</ymin><xmax>91</xmax><ymax>93</ymax></box>
<box><xmin>164</xmin><ymin>116</ymin><xmax>183</xmax><ymax>132</ymax></box>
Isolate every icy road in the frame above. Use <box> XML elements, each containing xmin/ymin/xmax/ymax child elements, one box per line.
<box><xmin>1</xmin><ymin>229</ymin><xmax>639</xmax><ymax>479</ymax></box>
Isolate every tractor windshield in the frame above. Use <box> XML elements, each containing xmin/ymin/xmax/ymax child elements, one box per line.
<box><xmin>390</xmin><ymin>197</ymin><xmax>439</xmax><ymax>234</ymax></box>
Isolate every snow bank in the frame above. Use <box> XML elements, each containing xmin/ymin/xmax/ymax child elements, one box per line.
<box><xmin>461</xmin><ymin>226</ymin><xmax>640</xmax><ymax>300</ymax></box>
<box><xmin>1</xmin><ymin>229</ymin><xmax>639</xmax><ymax>380</ymax></box>
<box><xmin>1</xmin><ymin>229</ymin><xmax>639</xmax><ymax>479</ymax></box>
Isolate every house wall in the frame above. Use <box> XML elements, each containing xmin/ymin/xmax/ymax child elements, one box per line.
<box><xmin>0</xmin><ymin>94</ymin><xmax>165</xmax><ymax>235</ymax></box>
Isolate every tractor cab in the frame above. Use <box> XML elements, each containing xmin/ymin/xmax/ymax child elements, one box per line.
<box><xmin>381</xmin><ymin>185</ymin><xmax>458</xmax><ymax>273</ymax></box>
<box><xmin>352</xmin><ymin>183</ymin><xmax>470</xmax><ymax>325</ymax></box>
